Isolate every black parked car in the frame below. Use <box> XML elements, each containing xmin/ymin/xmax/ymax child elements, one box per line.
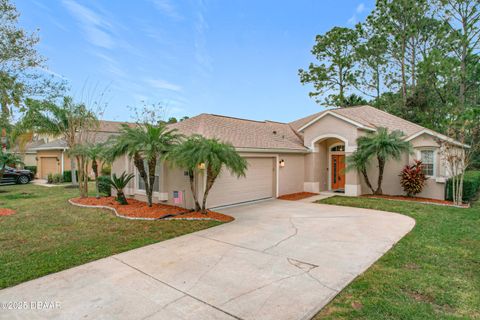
<box><xmin>1</xmin><ymin>166</ymin><xmax>35</xmax><ymax>184</ymax></box>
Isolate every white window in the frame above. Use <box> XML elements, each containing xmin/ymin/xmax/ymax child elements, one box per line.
<box><xmin>136</xmin><ymin>159</ymin><xmax>161</xmax><ymax>192</ymax></box>
<box><xmin>420</xmin><ymin>150</ymin><xmax>435</xmax><ymax>176</ymax></box>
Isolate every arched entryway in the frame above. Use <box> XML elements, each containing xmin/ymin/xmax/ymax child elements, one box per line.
<box><xmin>304</xmin><ymin>133</ymin><xmax>361</xmax><ymax>196</ymax></box>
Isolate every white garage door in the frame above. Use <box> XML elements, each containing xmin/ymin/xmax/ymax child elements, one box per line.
<box><xmin>207</xmin><ymin>157</ymin><xmax>275</xmax><ymax>208</ymax></box>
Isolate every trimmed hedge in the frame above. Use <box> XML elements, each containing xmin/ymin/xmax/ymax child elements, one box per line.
<box><xmin>24</xmin><ymin>166</ymin><xmax>37</xmax><ymax>175</ymax></box>
<box><xmin>97</xmin><ymin>175</ymin><xmax>111</xmax><ymax>196</ymax></box>
<box><xmin>62</xmin><ymin>170</ymin><xmax>78</xmax><ymax>183</ymax></box>
<box><xmin>446</xmin><ymin>171</ymin><xmax>480</xmax><ymax>202</ymax></box>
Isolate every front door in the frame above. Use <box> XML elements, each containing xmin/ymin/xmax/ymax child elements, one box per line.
<box><xmin>331</xmin><ymin>155</ymin><xmax>345</xmax><ymax>190</ymax></box>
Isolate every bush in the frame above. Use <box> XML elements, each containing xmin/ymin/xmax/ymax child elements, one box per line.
<box><xmin>24</xmin><ymin>166</ymin><xmax>37</xmax><ymax>175</ymax></box>
<box><xmin>47</xmin><ymin>173</ymin><xmax>64</xmax><ymax>184</ymax></box>
<box><xmin>446</xmin><ymin>171</ymin><xmax>480</xmax><ymax>202</ymax></box>
<box><xmin>97</xmin><ymin>175</ymin><xmax>111</xmax><ymax>196</ymax></box>
<box><xmin>62</xmin><ymin>170</ymin><xmax>78</xmax><ymax>183</ymax></box>
<box><xmin>399</xmin><ymin>160</ymin><xmax>428</xmax><ymax>197</ymax></box>
<box><xmin>101</xmin><ymin>164</ymin><xmax>111</xmax><ymax>176</ymax></box>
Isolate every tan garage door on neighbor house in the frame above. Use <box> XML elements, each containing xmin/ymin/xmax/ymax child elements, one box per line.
<box><xmin>207</xmin><ymin>157</ymin><xmax>275</xmax><ymax>208</ymax></box>
<box><xmin>40</xmin><ymin>157</ymin><xmax>59</xmax><ymax>179</ymax></box>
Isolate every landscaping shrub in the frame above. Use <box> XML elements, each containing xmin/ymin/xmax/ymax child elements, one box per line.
<box><xmin>97</xmin><ymin>175</ymin><xmax>111</xmax><ymax>196</ymax></box>
<box><xmin>24</xmin><ymin>166</ymin><xmax>37</xmax><ymax>175</ymax></box>
<box><xmin>47</xmin><ymin>173</ymin><xmax>64</xmax><ymax>184</ymax></box>
<box><xmin>62</xmin><ymin>170</ymin><xmax>78</xmax><ymax>183</ymax></box>
<box><xmin>101</xmin><ymin>164</ymin><xmax>111</xmax><ymax>176</ymax></box>
<box><xmin>446</xmin><ymin>170</ymin><xmax>480</xmax><ymax>202</ymax></box>
<box><xmin>399</xmin><ymin>160</ymin><xmax>428</xmax><ymax>197</ymax></box>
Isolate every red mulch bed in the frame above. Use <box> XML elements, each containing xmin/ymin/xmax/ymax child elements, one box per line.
<box><xmin>0</xmin><ymin>208</ymin><xmax>16</xmax><ymax>216</ymax></box>
<box><xmin>278</xmin><ymin>192</ymin><xmax>319</xmax><ymax>201</ymax></box>
<box><xmin>70</xmin><ymin>197</ymin><xmax>234</xmax><ymax>221</ymax></box>
<box><xmin>362</xmin><ymin>194</ymin><xmax>469</xmax><ymax>208</ymax></box>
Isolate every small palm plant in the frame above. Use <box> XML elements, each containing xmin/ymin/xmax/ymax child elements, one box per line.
<box><xmin>169</xmin><ymin>135</ymin><xmax>247</xmax><ymax>213</ymax></box>
<box><xmin>108</xmin><ymin>123</ymin><xmax>183</xmax><ymax>207</ymax></box>
<box><xmin>105</xmin><ymin>172</ymin><xmax>134</xmax><ymax>205</ymax></box>
<box><xmin>348</xmin><ymin>127</ymin><xmax>412</xmax><ymax>195</ymax></box>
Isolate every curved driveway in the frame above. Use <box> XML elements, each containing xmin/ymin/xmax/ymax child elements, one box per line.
<box><xmin>0</xmin><ymin>199</ymin><xmax>415</xmax><ymax>320</ymax></box>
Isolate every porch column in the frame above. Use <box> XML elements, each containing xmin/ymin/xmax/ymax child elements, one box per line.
<box><xmin>344</xmin><ymin>148</ymin><xmax>361</xmax><ymax>196</ymax></box>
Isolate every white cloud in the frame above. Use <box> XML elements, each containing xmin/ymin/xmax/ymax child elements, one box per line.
<box><xmin>150</xmin><ymin>0</ymin><xmax>183</xmax><ymax>20</ymax></box>
<box><xmin>146</xmin><ymin>79</ymin><xmax>182</xmax><ymax>92</ymax></box>
<box><xmin>348</xmin><ymin>3</ymin><xmax>367</xmax><ymax>25</ymax></box>
<box><xmin>62</xmin><ymin>0</ymin><xmax>115</xmax><ymax>49</ymax></box>
<box><xmin>356</xmin><ymin>3</ymin><xmax>366</xmax><ymax>13</ymax></box>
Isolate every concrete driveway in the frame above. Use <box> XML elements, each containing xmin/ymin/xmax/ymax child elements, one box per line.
<box><xmin>0</xmin><ymin>199</ymin><xmax>414</xmax><ymax>320</ymax></box>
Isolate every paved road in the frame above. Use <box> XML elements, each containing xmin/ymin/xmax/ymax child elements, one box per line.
<box><xmin>0</xmin><ymin>199</ymin><xmax>415</xmax><ymax>320</ymax></box>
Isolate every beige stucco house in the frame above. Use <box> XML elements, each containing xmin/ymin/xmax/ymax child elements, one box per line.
<box><xmin>29</xmin><ymin>121</ymin><xmax>129</xmax><ymax>179</ymax></box>
<box><xmin>111</xmin><ymin>106</ymin><xmax>465</xmax><ymax>209</ymax></box>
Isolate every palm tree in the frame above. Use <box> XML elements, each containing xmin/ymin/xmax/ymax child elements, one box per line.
<box><xmin>84</xmin><ymin>143</ymin><xmax>107</xmax><ymax>198</ymax></box>
<box><xmin>69</xmin><ymin>142</ymin><xmax>107</xmax><ymax>198</ymax></box>
<box><xmin>106</xmin><ymin>172</ymin><xmax>134</xmax><ymax>205</ymax></box>
<box><xmin>169</xmin><ymin>135</ymin><xmax>247</xmax><ymax>213</ymax></box>
<box><xmin>349</xmin><ymin>127</ymin><xmax>412</xmax><ymax>195</ymax></box>
<box><xmin>0</xmin><ymin>151</ymin><xmax>23</xmax><ymax>182</ymax></box>
<box><xmin>15</xmin><ymin>97</ymin><xmax>98</xmax><ymax>186</ymax></box>
<box><xmin>108</xmin><ymin>123</ymin><xmax>183</xmax><ymax>207</ymax></box>
<box><xmin>346</xmin><ymin>149</ymin><xmax>375</xmax><ymax>194</ymax></box>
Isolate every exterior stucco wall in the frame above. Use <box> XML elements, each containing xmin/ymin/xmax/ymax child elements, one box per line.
<box><xmin>361</xmin><ymin>153</ymin><xmax>408</xmax><ymax>196</ymax></box>
<box><xmin>23</xmin><ymin>153</ymin><xmax>37</xmax><ymax>167</ymax></box>
<box><xmin>278</xmin><ymin>153</ymin><xmax>304</xmax><ymax>196</ymax></box>
<box><xmin>301</xmin><ymin>114</ymin><xmax>359</xmax><ymax>150</ymax></box>
<box><xmin>358</xmin><ymin>133</ymin><xmax>447</xmax><ymax>200</ymax></box>
<box><xmin>408</xmin><ymin>133</ymin><xmax>446</xmax><ymax>200</ymax></box>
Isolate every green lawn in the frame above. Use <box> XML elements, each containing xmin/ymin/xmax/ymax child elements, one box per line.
<box><xmin>0</xmin><ymin>183</ymin><xmax>221</xmax><ymax>289</ymax></box>
<box><xmin>314</xmin><ymin>196</ymin><xmax>480</xmax><ymax>320</ymax></box>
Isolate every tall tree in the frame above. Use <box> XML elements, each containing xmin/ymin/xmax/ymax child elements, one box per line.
<box><xmin>299</xmin><ymin>27</ymin><xmax>359</xmax><ymax>107</ymax></box>
<box><xmin>15</xmin><ymin>97</ymin><xmax>98</xmax><ymax>188</ymax></box>
<box><xmin>369</xmin><ymin>0</ymin><xmax>431</xmax><ymax>107</ymax></box>
<box><xmin>0</xmin><ymin>0</ymin><xmax>63</xmax><ymax>149</ymax></box>
<box><xmin>355</xmin><ymin>23</ymin><xmax>388</xmax><ymax>99</ymax></box>
<box><xmin>439</xmin><ymin>0</ymin><xmax>480</xmax><ymax>110</ymax></box>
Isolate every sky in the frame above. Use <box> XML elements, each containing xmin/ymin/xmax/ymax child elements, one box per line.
<box><xmin>16</xmin><ymin>0</ymin><xmax>373</xmax><ymax>123</ymax></box>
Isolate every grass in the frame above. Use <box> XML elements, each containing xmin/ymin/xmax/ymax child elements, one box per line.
<box><xmin>313</xmin><ymin>195</ymin><xmax>480</xmax><ymax>320</ymax></box>
<box><xmin>0</xmin><ymin>183</ymin><xmax>221</xmax><ymax>289</ymax></box>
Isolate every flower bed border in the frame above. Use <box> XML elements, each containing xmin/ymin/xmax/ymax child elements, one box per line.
<box><xmin>68</xmin><ymin>198</ymin><xmax>233</xmax><ymax>222</ymax></box>
<box><xmin>361</xmin><ymin>195</ymin><xmax>469</xmax><ymax>208</ymax></box>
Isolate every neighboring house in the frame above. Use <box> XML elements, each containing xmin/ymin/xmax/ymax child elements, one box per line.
<box><xmin>30</xmin><ymin>120</ymin><xmax>131</xmax><ymax>179</ymax></box>
<box><xmin>112</xmin><ymin>105</ymin><xmax>465</xmax><ymax>209</ymax></box>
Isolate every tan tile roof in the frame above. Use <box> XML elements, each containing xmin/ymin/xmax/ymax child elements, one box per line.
<box><xmin>169</xmin><ymin>114</ymin><xmax>307</xmax><ymax>151</ymax></box>
<box><xmin>289</xmin><ymin>105</ymin><xmax>425</xmax><ymax>137</ymax></box>
<box><xmin>32</xmin><ymin>120</ymin><xmax>135</xmax><ymax>150</ymax></box>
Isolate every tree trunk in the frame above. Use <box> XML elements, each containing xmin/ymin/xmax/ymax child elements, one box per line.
<box><xmin>401</xmin><ymin>38</ymin><xmax>407</xmax><ymax>107</ymax></box>
<box><xmin>374</xmin><ymin>156</ymin><xmax>385</xmax><ymax>195</ymax></box>
<box><xmin>92</xmin><ymin>159</ymin><xmax>99</xmax><ymax>199</ymax></box>
<box><xmin>70</xmin><ymin>157</ymin><xmax>78</xmax><ymax>186</ymax></box>
<box><xmin>361</xmin><ymin>168</ymin><xmax>375</xmax><ymax>194</ymax></box>
<box><xmin>411</xmin><ymin>42</ymin><xmax>416</xmax><ymax>96</ymax></box>
<box><xmin>116</xmin><ymin>190</ymin><xmax>128</xmax><ymax>205</ymax></box>
<box><xmin>188</xmin><ymin>170</ymin><xmax>201</xmax><ymax>211</ymax></box>
<box><xmin>201</xmin><ymin>165</ymin><xmax>219</xmax><ymax>214</ymax></box>
<box><xmin>133</xmin><ymin>153</ymin><xmax>150</xmax><ymax>204</ymax></box>
<box><xmin>146</xmin><ymin>157</ymin><xmax>157</xmax><ymax>207</ymax></box>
